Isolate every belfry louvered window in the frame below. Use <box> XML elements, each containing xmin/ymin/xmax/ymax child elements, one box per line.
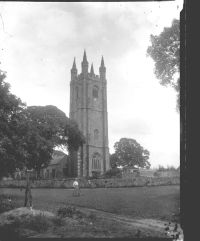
<box><xmin>94</xmin><ymin>129</ymin><xmax>99</xmax><ymax>140</ymax></box>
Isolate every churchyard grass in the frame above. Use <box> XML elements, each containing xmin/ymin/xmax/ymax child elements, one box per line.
<box><xmin>0</xmin><ymin>185</ymin><xmax>180</xmax><ymax>223</ymax></box>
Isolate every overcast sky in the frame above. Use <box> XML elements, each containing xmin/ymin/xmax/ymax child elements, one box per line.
<box><xmin>0</xmin><ymin>1</ymin><xmax>183</xmax><ymax>168</ymax></box>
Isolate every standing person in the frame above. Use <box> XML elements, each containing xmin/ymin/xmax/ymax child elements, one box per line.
<box><xmin>88</xmin><ymin>179</ymin><xmax>93</xmax><ymax>188</ymax></box>
<box><xmin>73</xmin><ymin>178</ymin><xmax>80</xmax><ymax>196</ymax></box>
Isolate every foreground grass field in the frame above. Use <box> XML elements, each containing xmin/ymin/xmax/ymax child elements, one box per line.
<box><xmin>0</xmin><ymin>185</ymin><xmax>180</xmax><ymax>222</ymax></box>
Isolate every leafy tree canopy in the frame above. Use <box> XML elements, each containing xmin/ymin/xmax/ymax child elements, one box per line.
<box><xmin>26</xmin><ymin>105</ymin><xmax>68</xmax><ymax>146</ymax></box>
<box><xmin>147</xmin><ymin>19</ymin><xmax>180</xmax><ymax>110</ymax></box>
<box><xmin>64</xmin><ymin>119</ymin><xmax>85</xmax><ymax>152</ymax></box>
<box><xmin>104</xmin><ymin>167</ymin><xmax>122</xmax><ymax>178</ymax></box>
<box><xmin>0</xmin><ymin>70</ymin><xmax>85</xmax><ymax>178</ymax></box>
<box><xmin>110</xmin><ymin>153</ymin><xmax>119</xmax><ymax>169</ymax></box>
<box><xmin>26</xmin><ymin>105</ymin><xmax>85</xmax><ymax>151</ymax></box>
<box><xmin>111</xmin><ymin>138</ymin><xmax>150</xmax><ymax>169</ymax></box>
<box><xmin>16</xmin><ymin>105</ymin><xmax>85</xmax><ymax>176</ymax></box>
<box><xmin>0</xmin><ymin>70</ymin><xmax>27</xmax><ymax>177</ymax></box>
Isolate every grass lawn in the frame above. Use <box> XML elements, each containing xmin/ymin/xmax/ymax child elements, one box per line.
<box><xmin>0</xmin><ymin>185</ymin><xmax>180</xmax><ymax>222</ymax></box>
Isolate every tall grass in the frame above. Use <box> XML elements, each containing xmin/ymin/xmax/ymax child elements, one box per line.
<box><xmin>24</xmin><ymin>213</ymin><xmax>51</xmax><ymax>232</ymax></box>
<box><xmin>0</xmin><ymin>194</ymin><xmax>20</xmax><ymax>214</ymax></box>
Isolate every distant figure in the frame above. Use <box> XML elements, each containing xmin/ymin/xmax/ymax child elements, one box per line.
<box><xmin>73</xmin><ymin>178</ymin><xmax>80</xmax><ymax>196</ymax></box>
<box><xmin>88</xmin><ymin>179</ymin><xmax>94</xmax><ymax>188</ymax></box>
<box><xmin>88</xmin><ymin>180</ymin><xmax>92</xmax><ymax>188</ymax></box>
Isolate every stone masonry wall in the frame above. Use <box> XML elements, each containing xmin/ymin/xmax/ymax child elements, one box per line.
<box><xmin>0</xmin><ymin>176</ymin><xmax>179</xmax><ymax>189</ymax></box>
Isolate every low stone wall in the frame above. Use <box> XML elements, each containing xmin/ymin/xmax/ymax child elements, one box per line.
<box><xmin>0</xmin><ymin>176</ymin><xmax>179</xmax><ymax>189</ymax></box>
<box><xmin>154</xmin><ymin>170</ymin><xmax>180</xmax><ymax>178</ymax></box>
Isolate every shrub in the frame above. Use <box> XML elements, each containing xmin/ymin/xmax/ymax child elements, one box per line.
<box><xmin>0</xmin><ymin>200</ymin><xmax>14</xmax><ymax>214</ymax></box>
<box><xmin>0</xmin><ymin>222</ymin><xmax>21</xmax><ymax>239</ymax></box>
<box><xmin>86</xmin><ymin>212</ymin><xmax>96</xmax><ymax>221</ymax></box>
<box><xmin>52</xmin><ymin>216</ymin><xmax>65</xmax><ymax>226</ymax></box>
<box><xmin>56</xmin><ymin>205</ymin><xmax>87</xmax><ymax>220</ymax></box>
<box><xmin>57</xmin><ymin>205</ymin><xmax>78</xmax><ymax>218</ymax></box>
<box><xmin>0</xmin><ymin>213</ymin><xmax>51</xmax><ymax>237</ymax></box>
<box><xmin>6</xmin><ymin>215</ymin><xmax>22</xmax><ymax>228</ymax></box>
<box><xmin>153</xmin><ymin>171</ymin><xmax>161</xmax><ymax>177</ymax></box>
<box><xmin>74</xmin><ymin>211</ymin><xmax>85</xmax><ymax>219</ymax></box>
<box><xmin>91</xmin><ymin>171</ymin><xmax>101</xmax><ymax>179</ymax></box>
<box><xmin>0</xmin><ymin>195</ymin><xmax>16</xmax><ymax>214</ymax></box>
<box><xmin>104</xmin><ymin>168</ymin><xmax>122</xmax><ymax>178</ymax></box>
<box><xmin>24</xmin><ymin>213</ymin><xmax>51</xmax><ymax>232</ymax></box>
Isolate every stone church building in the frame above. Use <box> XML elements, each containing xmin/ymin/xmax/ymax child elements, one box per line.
<box><xmin>69</xmin><ymin>51</ymin><xmax>110</xmax><ymax>177</ymax></box>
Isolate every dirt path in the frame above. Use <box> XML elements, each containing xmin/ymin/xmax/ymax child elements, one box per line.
<box><xmin>0</xmin><ymin>206</ymin><xmax>183</xmax><ymax>239</ymax></box>
<box><xmin>75</xmin><ymin>206</ymin><xmax>172</xmax><ymax>231</ymax></box>
<box><xmin>28</xmin><ymin>205</ymin><xmax>183</xmax><ymax>239</ymax></box>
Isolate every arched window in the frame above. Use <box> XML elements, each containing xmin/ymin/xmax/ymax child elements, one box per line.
<box><xmin>92</xmin><ymin>153</ymin><xmax>101</xmax><ymax>170</ymax></box>
<box><xmin>94</xmin><ymin>129</ymin><xmax>99</xmax><ymax>140</ymax></box>
<box><xmin>93</xmin><ymin>86</ymin><xmax>99</xmax><ymax>100</ymax></box>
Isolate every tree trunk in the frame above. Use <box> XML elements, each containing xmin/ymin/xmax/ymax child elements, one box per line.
<box><xmin>24</xmin><ymin>171</ymin><xmax>32</xmax><ymax>207</ymax></box>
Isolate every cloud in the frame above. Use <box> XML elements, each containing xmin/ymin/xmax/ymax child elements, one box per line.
<box><xmin>110</xmin><ymin>117</ymin><xmax>152</xmax><ymax>136</ymax></box>
<box><xmin>0</xmin><ymin>1</ymin><xmax>181</xmax><ymax>168</ymax></box>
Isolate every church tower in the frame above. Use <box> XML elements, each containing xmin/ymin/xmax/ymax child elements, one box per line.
<box><xmin>69</xmin><ymin>50</ymin><xmax>110</xmax><ymax>177</ymax></box>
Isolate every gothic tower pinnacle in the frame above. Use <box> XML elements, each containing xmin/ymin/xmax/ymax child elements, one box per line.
<box><xmin>81</xmin><ymin>50</ymin><xmax>88</xmax><ymax>75</ymax></box>
<box><xmin>72</xmin><ymin>57</ymin><xmax>76</xmax><ymax>69</ymax></box>
<box><xmin>90</xmin><ymin>63</ymin><xmax>94</xmax><ymax>76</ymax></box>
<box><xmin>101</xmin><ymin>56</ymin><xmax>105</xmax><ymax>67</ymax></box>
<box><xmin>99</xmin><ymin>56</ymin><xmax>106</xmax><ymax>79</ymax></box>
<box><xmin>71</xmin><ymin>57</ymin><xmax>77</xmax><ymax>80</ymax></box>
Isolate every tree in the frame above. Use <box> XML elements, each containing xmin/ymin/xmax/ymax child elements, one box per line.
<box><xmin>0</xmin><ymin>69</ymin><xmax>27</xmax><ymax>178</ymax></box>
<box><xmin>0</xmin><ymin>69</ymin><xmax>85</xmax><ymax>179</ymax></box>
<box><xmin>110</xmin><ymin>153</ymin><xmax>119</xmax><ymax>168</ymax></box>
<box><xmin>26</xmin><ymin>105</ymin><xmax>69</xmax><ymax>147</ymax></box>
<box><xmin>23</xmin><ymin>105</ymin><xmax>85</xmax><ymax>177</ymax></box>
<box><xmin>111</xmin><ymin>138</ymin><xmax>150</xmax><ymax>169</ymax></box>
<box><xmin>147</xmin><ymin>19</ymin><xmax>180</xmax><ymax>110</ymax></box>
<box><xmin>64</xmin><ymin>119</ymin><xmax>85</xmax><ymax>152</ymax></box>
<box><xmin>104</xmin><ymin>166</ymin><xmax>122</xmax><ymax>178</ymax></box>
<box><xmin>64</xmin><ymin>119</ymin><xmax>85</xmax><ymax>177</ymax></box>
<box><xmin>19</xmin><ymin>117</ymin><xmax>54</xmax><ymax>178</ymax></box>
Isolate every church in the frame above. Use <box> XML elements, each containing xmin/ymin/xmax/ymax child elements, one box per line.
<box><xmin>69</xmin><ymin>51</ymin><xmax>110</xmax><ymax>177</ymax></box>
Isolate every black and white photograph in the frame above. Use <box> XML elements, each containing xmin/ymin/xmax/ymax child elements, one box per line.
<box><xmin>0</xmin><ymin>1</ymin><xmax>183</xmax><ymax>239</ymax></box>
